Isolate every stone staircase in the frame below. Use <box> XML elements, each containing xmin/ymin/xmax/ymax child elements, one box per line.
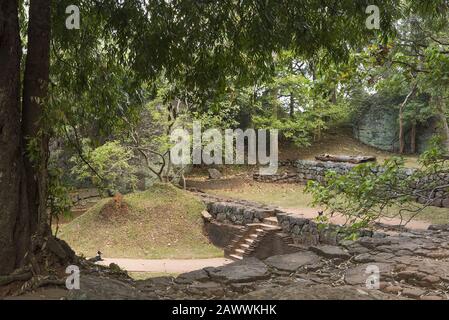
<box><xmin>224</xmin><ymin>218</ymin><xmax>283</xmax><ymax>260</ymax></box>
<box><xmin>194</xmin><ymin>190</ymin><xmax>296</xmax><ymax>260</ymax></box>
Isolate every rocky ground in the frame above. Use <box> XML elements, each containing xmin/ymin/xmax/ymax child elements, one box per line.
<box><xmin>10</xmin><ymin>223</ymin><xmax>446</xmax><ymax>300</ymax></box>
<box><xmin>5</xmin><ymin>187</ymin><xmax>449</xmax><ymax>300</ymax></box>
<box><xmin>130</xmin><ymin>224</ymin><xmax>449</xmax><ymax>300</ymax></box>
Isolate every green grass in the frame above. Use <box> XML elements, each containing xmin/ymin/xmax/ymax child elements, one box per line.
<box><xmin>58</xmin><ymin>184</ymin><xmax>223</xmax><ymax>259</ymax></box>
<box><xmin>209</xmin><ymin>183</ymin><xmax>314</xmax><ymax>208</ymax></box>
<box><xmin>384</xmin><ymin>205</ymin><xmax>449</xmax><ymax>226</ymax></box>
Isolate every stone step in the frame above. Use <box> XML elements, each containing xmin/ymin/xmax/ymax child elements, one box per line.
<box><xmin>247</xmin><ymin>223</ymin><xmax>282</xmax><ymax>231</ymax></box>
<box><xmin>263</xmin><ymin>216</ymin><xmax>279</xmax><ymax>226</ymax></box>
<box><xmin>249</xmin><ymin>234</ymin><xmax>259</xmax><ymax>239</ymax></box>
<box><xmin>240</xmin><ymin>243</ymin><xmax>250</xmax><ymax>249</ymax></box>
<box><xmin>245</xmin><ymin>239</ymin><xmax>255</xmax><ymax>244</ymax></box>
<box><xmin>229</xmin><ymin>254</ymin><xmax>243</xmax><ymax>260</ymax></box>
<box><xmin>258</xmin><ymin>224</ymin><xmax>282</xmax><ymax>230</ymax></box>
<box><xmin>235</xmin><ymin>249</ymin><xmax>246</xmax><ymax>254</ymax></box>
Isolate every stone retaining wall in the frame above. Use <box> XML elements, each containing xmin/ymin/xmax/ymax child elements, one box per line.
<box><xmin>196</xmin><ymin>192</ymin><xmax>280</xmax><ymax>225</ymax></box>
<box><xmin>254</xmin><ymin>160</ymin><xmax>449</xmax><ymax>208</ymax></box>
<box><xmin>195</xmin><ymin>192</ymin><xmax>370</xmax><ymax>247</ymax></box>
<box><xmin>276</xmin><ymin>211</ymin><xmax>379</xmax><ymax>246</ymax></box>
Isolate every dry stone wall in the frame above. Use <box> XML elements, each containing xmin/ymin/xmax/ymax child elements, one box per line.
<box><xmin>276</xmin><ymin>211</ymin><xmax>378</xmax><ymax>246</ymax></box>
<box><xmin>254</xmin><ymin>160</ymin><xmax>449</xmax><ymax>208</ymax></box>
<box><xmin>195</xmin><ymin>192</ymin><xmax>280</xmax><ymax>225</ymax></box>
<box><xmin>195</xmin><ymin>191</ymin><xmax>371</xmax><ymax>247</ymax></box>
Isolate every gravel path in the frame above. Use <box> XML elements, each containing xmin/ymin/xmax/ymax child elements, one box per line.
<box><xmin>96</xmin><ymin>257</ymin><xmax>232</xmax><ymax>273</ymax></box>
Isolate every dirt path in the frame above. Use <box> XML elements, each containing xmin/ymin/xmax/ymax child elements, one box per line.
<box><xmin>97</xmin><ymin>257</ymin><xmax>232</xmax><ymax>273</ymax></box>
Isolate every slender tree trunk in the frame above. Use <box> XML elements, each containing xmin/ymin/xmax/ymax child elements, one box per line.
<box><xmin>410</xmin><ymin>122</ymin><xmax>417</xmax><ymax>154</ymax></box>
<box><xmin>399</xmin><ymin>83</ymin><xmax>417</xmax><ymax>154</ymax></box>
<box><xmin>0</xmin><ymin>0</ymin><xmax>30</xmax><ymax>275</ymax></box>
<box><xmin>21</xmin><ymin>0</ymin><xmax>52</xmax><ymax>235</ymax></box>
<box><xmin>289</xmin><ymin>93</ymin><xmax>294</xmax><ymax>118</ymax></box>
<box><xmin>399</xmin><ymin>109</ymin><xmax>405</xmax><ymax>153</ymax></box>
<box><xmin>330</xmin><ymin>87</ymin><xmax>337</xmax><ymax>104</ymax></box>
<box><xmin>436</xmin><ymin>97</ymin><xmax>449</xmax><ymax>154</ymax></box>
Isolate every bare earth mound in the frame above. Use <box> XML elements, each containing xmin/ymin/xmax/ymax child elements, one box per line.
<box><xmin>58</xmin><ymin>184</ymin><xmax>222</xmax><ymax>259</ymax></box>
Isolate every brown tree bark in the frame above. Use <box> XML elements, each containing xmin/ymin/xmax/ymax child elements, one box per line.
<box><xmin>410</xmin><ymin>122</ymin><xmax>417</xmax><ymax>154</ymax></box>
<box><xmin>21</xmin><ymin>0</ymin><xmax>51</xmax><ymax>235</ymax></box>
<box><xmin>0</xmin><ymin>0</ymin><xmax>29</xmax><ymax>275</ymax></box>
<box><xmin>435</xmin><ymin>97</ymin><xmax>449</xmax><ymax>154</ymax></box>
<box><xmin>0</xmin><ymin>0</ymin><xmax>53</xmax><ymax>275</ymax></box>
<box><xmin>289</xmin><ymin>93</ymin><xmax>294</xmax><ymax>118</ymax></box>
<box><xmin>399</xmin><ymin>83</ymin><xmax>417</xmax><ymax>154</ymax></box>
<box><xmin>315</xmin><ymin>154</ymin><xmax>376</xmax><ymax>164</ymax></box>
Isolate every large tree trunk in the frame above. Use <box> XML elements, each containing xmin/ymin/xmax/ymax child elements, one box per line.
<box><xmin>21</xmin><ymin>0</ymin><xmax>51</xmax><ymax>235</ymax></box>
<box><xmin>0</xmin><ymin>0</ymin><xmax>29</xmax><ymax>275</ymax></box>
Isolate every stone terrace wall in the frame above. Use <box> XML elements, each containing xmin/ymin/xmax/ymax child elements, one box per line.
<box><xmin>195</xmin><ymin>192</ymin><xmax>280</xmax><ymax>225</ymax></box>
<box><xmin>253</xmin><ymin>160</ymin><xmax>356</xmax><ymax>184</ymax></box>
<box><xmin>194</xmin><ymin>191</ymin><xmax>366</xmax><ymax>247</ymax></box>
<box><xmin>296</xmin><ymin>160</ymin><xmax>356</xmax><ymax>183</ymax></box>
<box><xmin>276</xmin><ymin>211</ymin><xmax>378</xmax><ymax>246</ymax></box>
<box><xmin>254</xmin><ymin>160</ymin><xmax>449</xmax><ymax>208</ymax></box>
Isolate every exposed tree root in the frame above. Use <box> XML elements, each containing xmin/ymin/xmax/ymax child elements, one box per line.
<box><xmin>19</xmin><ymin>275</ymin><xmax>65</xmax><ymax>294</ymax></box>
<box><xmin>0</xmin><ymin>269</ymin><xmax>32</xmax><ymax>286</ymax></box>
<box><xmin>1</xmin><ymin>234</ymin><xmax>77</xmax><ymax>296</ymax></box>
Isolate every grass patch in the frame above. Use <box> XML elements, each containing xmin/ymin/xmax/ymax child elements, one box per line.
<box><xmin>209</xmin><ymin>182</ymin><xmax>313</xmax><ymax>208</ymax></box>
<box><xmin>384</xmin><ymin>205</ymin><xmax>449</xmax><ymax>226</ymax></box>
<box><xmin>58</xmin><ymin>184</ymin><xmax>222</xmax><ymax>259</ymax></box>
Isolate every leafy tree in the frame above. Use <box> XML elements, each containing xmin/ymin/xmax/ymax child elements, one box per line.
<box><xmin>70</xmin><ymin>140</ymin><xmax>137</xmax><ymax>194</ymax></box>
<box><xmin>359</xmin><ymin>14</ymin><xmax>449</xmax><ymax>153</ymax></box>
<box><xmin>252</xmin><ymin>51</ymin><xmax>352</xmax><ymax>146</ymax></box>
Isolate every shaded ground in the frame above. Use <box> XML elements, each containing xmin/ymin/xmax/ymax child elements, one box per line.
<box><xmin>11</xmin><ymin>224</ymin><xmax>449</xmax><ymax>300</ymax></box>
<box><xmin>6</xmin><ymin>188</ymin><xmax>449</xmax><ymax>300</ymax></box>
<box><xmin>84</xmin><ymin>224</ymin><xmax>449</xmax><ymax>300</ymax></box>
